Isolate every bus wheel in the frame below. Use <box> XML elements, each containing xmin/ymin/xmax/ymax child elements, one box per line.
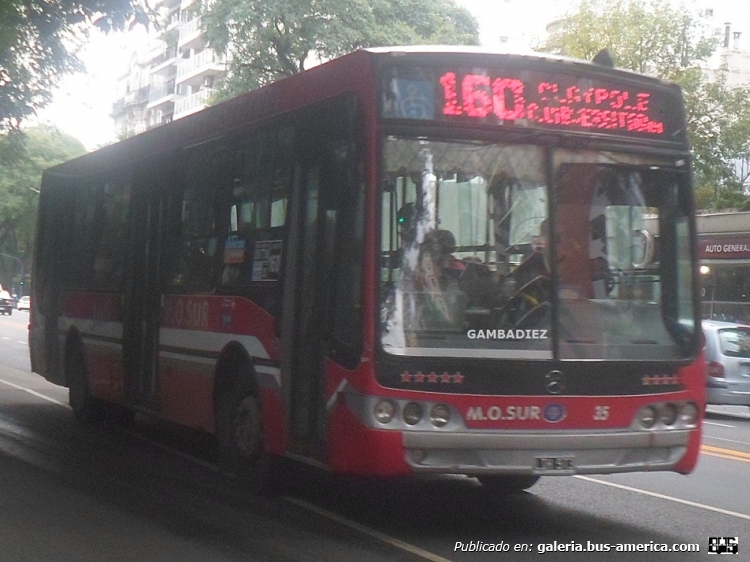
<box><xmin>66</xmin><ymin>343</ymin><xmax>104</xmax><ymax>423</ymax></box>
<box><xmin>477</xmin><ymin>475</ymin><xmax>540</xmax><ymax>493</ymax></box>
<box><xmin>222</xmin><ymin>392</ymin><xmax>280</xmax><ymax>495</ymax></box>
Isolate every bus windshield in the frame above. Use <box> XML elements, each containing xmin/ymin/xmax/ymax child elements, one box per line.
<box><xmin>380</xmin><ymin>137</ymin><xmax>696</xmax><ymax>360</ymax></box>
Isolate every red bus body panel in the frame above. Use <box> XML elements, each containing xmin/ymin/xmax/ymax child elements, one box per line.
<box><xmin>31</xmin><ymin>48</ymin><xmax>704</xmax><ymax>480</ymax></box>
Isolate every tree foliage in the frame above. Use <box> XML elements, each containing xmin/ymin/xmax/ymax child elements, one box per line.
<box><xmin>0</xmin><ymin>126</ymin><xmax>85</xmax><ymax>290</ymax></box>
<box><xmin>537</xmin><ymin>0</ymin><xmax>750</xmax><ymax>211</ymax></box>
<box><xmin>0</xmin><ymin>0</ymin><xmax>150</xmax><ymax>134</ymax></box>
<box><xmin>201</xmin><ymin>0</ymin><xmax>480</xmax><ymax>100</ymax></box>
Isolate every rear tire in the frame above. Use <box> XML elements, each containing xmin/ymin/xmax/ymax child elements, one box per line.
<box><xmin>66</xmin><ymin>343</ymin><xmax>105</xmax><ymax>423</ymax></box>
<box><xmin>477</xmin><ymin>475</ymin><xmax>540</xmax><ymax>493</ymax></box>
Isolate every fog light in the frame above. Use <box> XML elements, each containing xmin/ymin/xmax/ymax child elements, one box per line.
<box><xmin>430</xmin><ymin>404</ymin><xmax>451</xmax><ymax>427</ymax></box>
<box><xmin>659</xmin><ymin>403</ymin><xmax>678</xmax><ymax>426</ymax></box>
<box><xmin>403</xmin><ymin>402</ymin><xmax>423</xmax><ymax>425</ymax></box>
<box><xmin>680</xmin><ymin>402</ymin><xmax>699</xmax><ymax>425</ymax></box>
<box><xmin>374</xmin><ymin>400</ymin><xmax>395</xmax><ymax>424</ymax></box>
<box><xmin>638</xmin><ymin>405</ymin><xmax>657</xmax><ymax>428</ymax></box>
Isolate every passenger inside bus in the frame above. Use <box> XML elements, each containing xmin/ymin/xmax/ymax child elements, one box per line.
<box><xmin>422</xmin><ymin>229</ymin><xmax>467</xmax><ymax>281</ymax></box>
<box><xmin>396</xmin><ymin>203</ymin><xmax>467</xmax><ymax>285</ymax></box>
<box><xmin>394</xmin><ymin>202</ymin><xmax>508</xmax><ymax>316</ymax></box>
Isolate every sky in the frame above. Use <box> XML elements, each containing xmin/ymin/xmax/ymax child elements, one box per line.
<box><xmin>30</xmin><ymin>0</ymin><xmax>750</xmax><ymax>151</ymax></box>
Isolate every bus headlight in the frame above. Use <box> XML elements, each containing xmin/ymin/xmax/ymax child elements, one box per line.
<box><xmin>680</xmin><ymin>402</ymin><xmax>699</xmax><ymax>426</ymax></box>
<box><xmin>430</xmin><ymin>404</ymin><xmax>451</xmax><ymax>427</ymax></box>
<box><xmin>402</xmin><ymin>402</ymin><xmax>423</xmax><ymax>425</ymax></box>
<box><xmin>659</xmin><ymin>403</ymin><xmax>678</xmax><ymax>426</ymax></box>
<box><xmin>373</xmin><ymin>400</ymin><xmax>395</xmax><ymax>424</ymax></box>
<box><xmin>638</xmin><ymin>405</ymin><xmax>657</xmax><ymax>428</ymax></box>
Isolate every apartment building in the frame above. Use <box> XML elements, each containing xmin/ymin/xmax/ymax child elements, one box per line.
<box><xmin>111</xmin><ymin>0</ymin><xmax>225</xmax><ymax>138</ymax></box>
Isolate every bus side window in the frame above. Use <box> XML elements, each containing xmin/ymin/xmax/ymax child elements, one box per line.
<box><xmin>220</xmin><ymin>127</ymin><xmax>292</xmax><ymax>288</ymax></box>
<box><xmin>61</xmin><ymin>180</ymin><xmax>100</xmax><ymax>288</ymax></box>
<box><xmin>91</xmin><ymin>179</ymin><xmax>131</xmax><ymax>290</ymax></box>
<box><xmin>171</xmin><ymin>145</ymin><xmax>231</xmax><ymax>290</ymax></box>
<box><xmin>234</xmin><ymin>127</ymin><xmax>292</xmax><ymax>231</ymax></box>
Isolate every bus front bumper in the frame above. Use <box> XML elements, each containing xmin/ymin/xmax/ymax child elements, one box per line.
<box><xmin>402</xmin><ymin>429</ymin><xmax>694</xmax><ymax>475</ymax></box>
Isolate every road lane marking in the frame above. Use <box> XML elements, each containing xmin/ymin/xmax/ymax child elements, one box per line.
<box><xmin>704</xmin><ymin>435</ymin><xmax>750</xmax><ymax>447</ymax></box>
<box><xmin>702</xmin><ymin>450</ymin><xmax>750</xmax><ymax>462</ymax></box>
<box><xmin>123</xmin><ymin>430</ymin><xmax>450</xmax><ymax>562</ymax></box>
<box><xmin>701</xmin><ymin>444</ymin><xmax>750</xmax><ymax>463</ymax></box>
<box><xmin>575</xmin><ymin>475</ymin><xmax>750</xmax><ymax>521</ymax></box>
<box><xmin>0</xmin><ymin>378</ymin><xmax>69</xmax><ymax>408</ymax></box>
<box><xmin>284</xmin><ymin>496</ymin><xmax>453</xmax><ymax>562</ymax></box>
<box><xmin>706</xmin><ymin>408</ymin><xmax>750</xmax><ymax>420</ymax></box>
<box><xmin>704</xmin><ymin>420</ymin><xmax>736</xmax><ymax>428</ymax></box>
<box><xmin>7</xmin><ymin>373</ymin><xmax>748</xmax><ymax>541</ymax></box>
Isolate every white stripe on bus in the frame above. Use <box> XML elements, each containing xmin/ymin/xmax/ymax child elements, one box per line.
<box><xmin>159</xmin><ymin>327</ymin><xmax>270</xmax><ymax>359</ymax></box>
<box><xmin>56</xmin><ymin>317</ymin><xmax>272</xmax><ymax>361</ymax></box>
<box><xmin>58</xmin><ymin>317</ymin><xmax>123</xmax><ymax>339</ymax></box>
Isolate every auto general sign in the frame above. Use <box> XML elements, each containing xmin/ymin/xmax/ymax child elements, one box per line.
<box><xmin>698</xmin><ymin>237</ymin><xmax>750</xmax><ymax>259</ymax></box>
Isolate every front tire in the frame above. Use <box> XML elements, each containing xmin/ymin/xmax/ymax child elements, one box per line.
<box><xmin>216</xmin><ymin>388</ymin><xmax>284</xmax><ymax>495</ymax></box>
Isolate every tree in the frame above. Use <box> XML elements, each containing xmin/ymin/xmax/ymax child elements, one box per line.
<box><xmin>537</xmin><ymin>0</ymin><xmax>750</xmax><ymax>210</ymax></box>
<box><xmin>201</xmin><ymin>0</ymin><xmax>480</xmax><ymax>101</ymax></box>
<box><xmin>0</xmin><ymin>0</ymin><xmax>150</xmax><ymax>134</ymax></box>
<box><xmin>0</xmin><ymin>126</ymin><xmax>85</xmax><ymax>290</ymax></box>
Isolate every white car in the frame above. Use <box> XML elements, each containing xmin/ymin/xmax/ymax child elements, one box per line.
<box><xmin>704</xmin><ymin>320</ymin><xmax>750</xmax><ymax>411</ymax></box>
<box><xmin>16</xmin><ymin>296</ymin><xmax>30</xmax><ymax>311</ymax></box>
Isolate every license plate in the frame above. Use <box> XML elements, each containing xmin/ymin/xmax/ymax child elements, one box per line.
<box><xmin>535</xmin><ymin>456</ymin><xmax>574</xmax><ymax>472</ymax></box>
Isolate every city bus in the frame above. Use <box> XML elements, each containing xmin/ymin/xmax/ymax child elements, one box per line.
<box><xmin>30</xmin><ymin>47</ymin><xmax>704</xmax><ymax>492</ymax></box>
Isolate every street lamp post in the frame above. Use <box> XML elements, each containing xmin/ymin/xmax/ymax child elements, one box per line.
<box><xmin>0</xmin><ymin>252</ymin><xmax>24</xmax><ymax>298</ymax></box>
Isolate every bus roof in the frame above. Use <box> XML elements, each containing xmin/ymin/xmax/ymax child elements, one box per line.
<box><xmin>44</xmin><ymin>47</ymin><xmax>682</xmax><ymax>180</ymax></box>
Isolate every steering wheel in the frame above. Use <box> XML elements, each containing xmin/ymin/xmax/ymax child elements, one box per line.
<box><xmin>498</xmin><ymin>274</ymin><xmax>551</xmax><ymax>329</ymax></box>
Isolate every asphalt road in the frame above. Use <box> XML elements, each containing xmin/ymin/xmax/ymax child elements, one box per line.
<box><xmin>0</xmin><ymin>311</ymin><xmax>748</xmax><ymax>561</ymax></box>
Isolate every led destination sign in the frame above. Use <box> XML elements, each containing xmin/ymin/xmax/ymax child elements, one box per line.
<box><xmin>382</xmin><ymin>65</ymin><xmax>683</xmax><ymax>140</ymax></box>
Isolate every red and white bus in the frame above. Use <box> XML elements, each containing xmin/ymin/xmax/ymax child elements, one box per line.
<box><xmin>30</xmin><ymin>47</ymin><xmax>704</xmax><ymax>492</ymax></box>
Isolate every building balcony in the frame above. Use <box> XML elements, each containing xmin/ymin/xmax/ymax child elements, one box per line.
<box><xmin>158</xmin><ymin>23</ymin><xmax>180</xmax><ymax>43</ymax></box>
<box><xmin>148</xmin><ymin>78</ymin><xmax>177</xmax><ymax>104</ymax></box>
<box><xmin>111</xmin><ymin>85</ymin><xmax>151</xmax><ymax>116</ymax></box>
<box><xmin>174</xmin><ymin>88</ymin><xmax>214</xmax><ymax>118</ymax></box>
<box><xmin>150</xmin><ymin>46</ymin><xmax>178</xmax><ymax>73</ymax></box>
<box><xmin>176</xmin><ymin>49</ymin><xmax>225</xmax><ymax>83</ymax></box>
<box><xmin>178</xmin><ymin>17</ymin><xmax>204</xmax><ymax>50</ymax></box>
<box><xmin>147</xmin><ymin>110</ymin><xmax>175</xmax><ymax>130</ymax></box>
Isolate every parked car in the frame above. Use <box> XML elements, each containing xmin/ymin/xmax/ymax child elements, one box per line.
<box><xmin>703</xmin><ymin>320</ymin><xmax>750</xmax><ymax>410</ymax></box>
<box><xmin>16</xmin><ymin>296</ymin><xmax>30</xmax><ymax>311</ymax></box>
<box><xmin>0</xmin><ymin>290</ymin><xmax>12</xmax><ymax>315</ymax></box>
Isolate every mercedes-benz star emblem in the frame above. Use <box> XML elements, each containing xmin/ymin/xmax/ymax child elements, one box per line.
<box><xmin>544</xmin><ymin>370</ymin><xmax>565</xmax><ymax>395</ymax></box>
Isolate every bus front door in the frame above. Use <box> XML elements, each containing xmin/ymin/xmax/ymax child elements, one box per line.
<box><xmin>282</xmin><ymin>163</ymin><xmax>333</xmax><ymax>457</ymax></box>
<box><xmin>282</xmin><ymin>96</ymin><xmax>364</xmax><ymax>462</ymax></box>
